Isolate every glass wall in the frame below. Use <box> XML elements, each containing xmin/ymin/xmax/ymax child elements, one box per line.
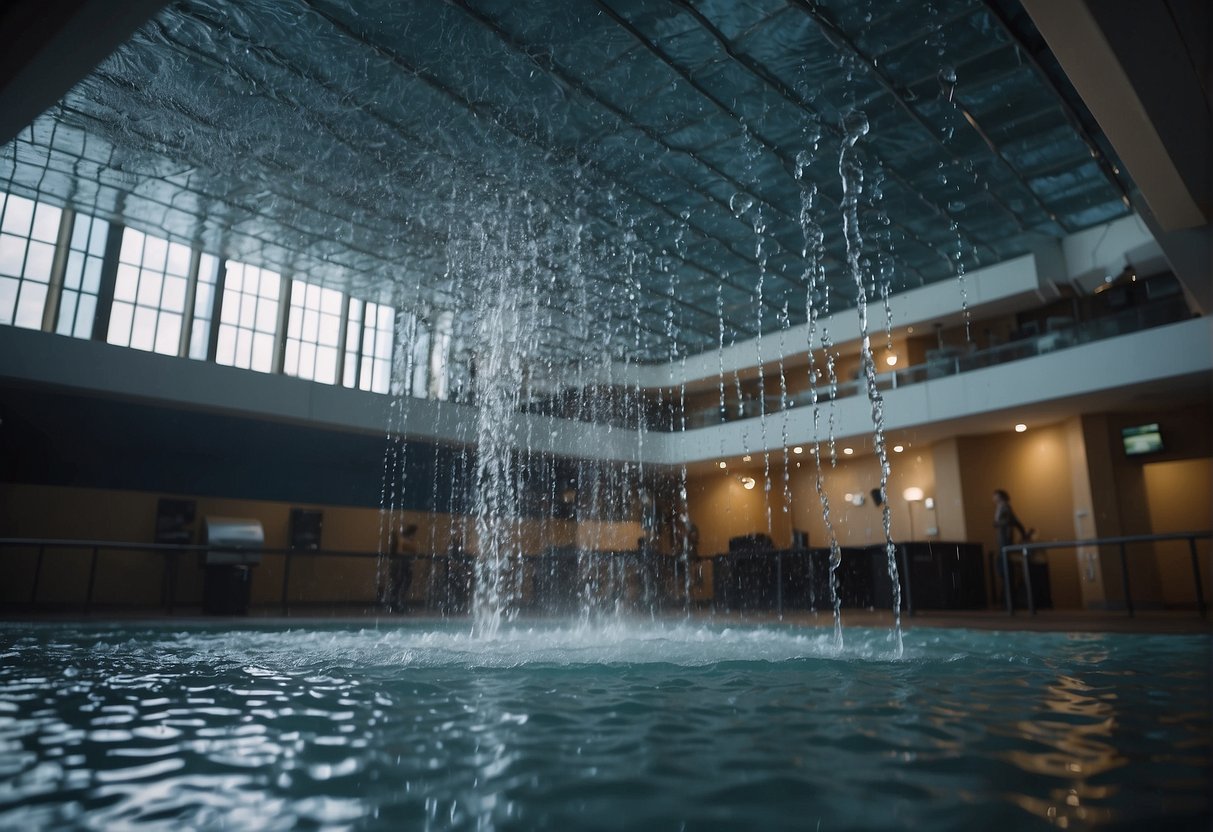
<box><xmin>215</xmin><ymin>260</ymin><xmax>282</xmax><ymax>373</ymax></box>
<box><xmin>0</xmin><ymin>193</ymin><xmax>61</xmax><ymax>329</ymax></box>
<box><xmin>0</xmin><ymin>193</ymin><xmax>465</xmax><ymax>403</ymax></box>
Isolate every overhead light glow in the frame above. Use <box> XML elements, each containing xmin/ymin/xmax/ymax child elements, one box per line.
<box><xmin>893</xmin><ymin>444</ymin><xmax>904</xmax><ymax>453</ymax></box>
<box><xmin>885</xmin><ymin>354</ymin><xmax>898</xmax><ymax>367</ymax></box>
<box><xmin>740</xmin><ymin>476</ymin><xmax>756</xmax><ymax>490</ymax></box>
<box><xmin>792</xmin><ymin>446</ymin><xmax>803</xmax><ymax>455</ymax></box>
<box><xmin>718</xmin><ymin>461</ymin><xmax>728</xmax><ymax>469</ymax></box>
<box><xmin>903</xmin><ymin>486</ymin><xmax>925</xmax><ymax>502</ymax></box>
<box><xmin>843</xmin><ymin>447</ymin><xmax>854</xmax><ymax>455</ymax></box>
<box><xmin>1015</xmin><ymin>423</ymin><xmax>1027</xmax><ymax>433</ymax></box>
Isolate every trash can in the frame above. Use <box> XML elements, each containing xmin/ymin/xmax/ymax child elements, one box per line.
<box><xmin>201</xmin><ymin>517</ymin><xmax>263</xmax><ymax>614</ymax></box>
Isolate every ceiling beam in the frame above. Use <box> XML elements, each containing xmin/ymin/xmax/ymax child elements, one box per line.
<box><xmin>0</xmin><ymin>0</ymin><xmax>170</xmax><ymax>146</ymax></box>
<box><xmin>1020</xmin><ymin>0</ymin><xmax>1208</xmax><ymax>231</ymax></box>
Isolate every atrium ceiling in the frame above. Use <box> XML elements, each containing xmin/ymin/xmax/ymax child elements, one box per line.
<box><xmin>1</xmin><ymin>0</ymin><xmax>1136</xmax><ymax>361</ymax></box>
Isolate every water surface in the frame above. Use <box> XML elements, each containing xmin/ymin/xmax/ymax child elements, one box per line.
<box><xmin>0</xmin><ymin>621</ymin><xmax>1208</xmax><ymax>830</ymax></box>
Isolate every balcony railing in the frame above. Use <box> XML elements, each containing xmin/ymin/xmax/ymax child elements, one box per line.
<box><xmin>681</xmin><ymin>296</ymin><xmax>1194</xmax><ymax>430</ymax></box>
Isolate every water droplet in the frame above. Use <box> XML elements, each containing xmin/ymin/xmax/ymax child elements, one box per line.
<box><xmin>948</xmin><ymin>200</ymin><xmax>965</xmax><ymax>212</ymax></box>
<box><xmin>730</xmin><ymin>193</ymin><xmax>754</xmax><ymax>216</ymax></box>
<box><xmin>841</xmin><ymin>110</ymin><xmax>869</xmax><ymax>146</ymax></box>
<box><xmin>795</xmin><ymin>150</ymin><xmax>813</xmax><ymax>179</ymax></box>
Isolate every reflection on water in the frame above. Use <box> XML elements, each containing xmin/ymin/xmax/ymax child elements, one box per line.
<box><xmin>0</xmin><ymin>623</ymin><xmax>1208</xmax><ymax>830</ymax></box>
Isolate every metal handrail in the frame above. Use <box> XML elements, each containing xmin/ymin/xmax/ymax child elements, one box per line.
<box><xmin>0</xmin><ymin>538</ymin><xmax>645</xmax><ymax>616</ymax></box>
<box><xmin>999</xmin><ymin>530</ymin><xmax>1211</xmax><ymax>618</ymax></box>
<box><xmin>0</xmin><ymin>538</ymin><xmax>412</xmax><ymax>616</ymax></box>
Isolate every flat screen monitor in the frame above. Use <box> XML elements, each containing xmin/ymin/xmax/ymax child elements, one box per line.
<box><xmin>1121</xmin><ymin>423</ymin><xmax>1164</xmax><ymax>456</ymax></box>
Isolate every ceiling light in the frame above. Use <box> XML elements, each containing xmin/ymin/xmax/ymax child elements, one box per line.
<box><xmin>742</xmin><ymin>454</ymin><xmax>752</xmax><ymax>462</ymax></box>
<box><xmin>843</xmin><ymin>447</ymin><xmax>854</xmax><ymax>455</ymax></box>
<box><xmin>740</xmin><ymin>476</ymin><xmax>756</xmax><ymax>490</ymax></box>
<box><xmin>792</xmin><ymin>446</ymin><xmax>803</xmax><ymax>455</ymax></box>
<box><xmin>903</xmin><ymin>486</ymin><xmax>925</xmax><ymax>502</ymax></box>
<box><xmin>718</xmin><ymin>461</ymin><xmax>727</xmax><ymax>469</ymax></box>
<box><xmin>893</xmin><ymin>444</ymin><xmax>904</xmax><ymax>453</ymax></box>
<box><xmin>1015</xmin><ymin>423</ymin><xmax>1027</xmax><ymax>433</ymax></box>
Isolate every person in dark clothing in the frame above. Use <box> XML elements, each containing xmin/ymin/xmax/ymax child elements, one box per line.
<box><xmin>993</xmin><ymin>489</ymin><xmax>1034</xmax><ymax>551</ymax></box>
<box><xmin>388</xmin><ymin>523</ymin><xmax>419</xmax><ymax>613</ymax></box>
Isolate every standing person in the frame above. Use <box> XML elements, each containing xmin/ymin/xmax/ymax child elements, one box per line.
<box><xmin>993</xmin><ymin>489</ymin><xmax>1034</xmax><ymax>551</ymax></box>
<box><xmin>388</xmin><ymin>523</ymin><xmax>419</xmax><ymax>613</ymax></box>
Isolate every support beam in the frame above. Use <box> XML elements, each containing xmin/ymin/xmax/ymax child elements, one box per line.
<box><xmin>0</xmin><ymin>0</ymin><xmax>170</xmax><ymax>146</ymax></box>
<box><xmin>1022</xmin><ymin>0</ymin><xmax>1209</xmax><ymax>231</ymax></box>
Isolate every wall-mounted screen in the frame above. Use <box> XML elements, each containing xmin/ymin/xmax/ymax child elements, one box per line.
<box><xmin>1121</xmin><ymin>423</ymin><xmax>1164</xmax><ymax>456</ymax></box>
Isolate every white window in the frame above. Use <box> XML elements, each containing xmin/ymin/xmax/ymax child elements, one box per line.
<box><xmin>410</xmin><ymin>316</ymin><xmax>431</xmax><ymax>398</ymax></box>
<box><xmin>108</xmin><ymin>228</ymin><xmax>192</xmax><ymax>355</ymax></box>
<box><xmin>284</xmin><ymin>279</ymin><xmax>343</xmax><ymax>384</ymax></box>
<box><xmin>429</xmin><ymin>310</ymin><xmax>454</xmax><ymax>401</ymax></box>
<box><xmin>0</xmin><ymin>193</ymin><xmax>62</xmax><ymax>329</ymax></box>
<box><xmin>188</xmin><ymin>253</ymin><xmax>221</xmax><ymax>360</ymax></box>
<box><xmin>56</xmin><ymin>212</ymin><xmax>108</xmax><ymax>339</ymax></box>
<box><xmin>343</xmin><ymin>298</ymin><xmax>395</xmax><ymax>393</ymax></box>
<box><xmin>215</xmin><ymin>260</ymin><xmax>281</xmax><ymax>373</ymax></box>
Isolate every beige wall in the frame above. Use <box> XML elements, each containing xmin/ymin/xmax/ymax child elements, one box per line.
<box><xmin>686</xmin><ymin>468</ymin><xmax>793</xmax><ymax>557</ymax></box>
<box><xmin>686</xmin><ymin>445</ymin><xmax>937</xmax><ymax>555</ymax></box>
<box><xmin>1143</xmin><ymin>457</ymin><xmax>1213</xmax><ymax>607</ymax></box>
<box><xmin>0</xmin><ymin>483</ymin><xmax>641</xmax><ymax>609</ymax></box>
<box><xmin>953</xmin><ymin>426</ymin><xmax>1083</xmax><ymax>609</ymax></box>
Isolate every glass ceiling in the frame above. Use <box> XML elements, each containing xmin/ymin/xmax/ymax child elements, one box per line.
<box><xmin>0</xmin><ymin>0</ymin><xmax>1133</xmax><ymax>362</ymax></box>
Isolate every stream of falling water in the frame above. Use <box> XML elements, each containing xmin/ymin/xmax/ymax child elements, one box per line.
<box><xmin>839</xmin><ymin>109</ymin><xmax>903</xmax><ymax>656</ymax></box>
<box><xmin>797</xmin><ymin>135</ymin><xmax>845</xmax><ymax>644</ymax></box>
<box><xmin>359</xmin><ymin>85</ymin><xmax>922</xmax><ymax>643</ymax></box>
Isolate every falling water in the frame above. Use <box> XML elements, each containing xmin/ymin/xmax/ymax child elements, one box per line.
<box><xmin>839</xmin><ymin>109</ymin><xmax>903</xmax><ymax>655</ymax></box>
<box><xmin>797</xmin><ymin>137</ymin><xmax>845</xmax><ymax>642</ymax></box>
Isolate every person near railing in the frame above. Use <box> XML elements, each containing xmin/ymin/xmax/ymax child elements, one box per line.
<box><xmin>993</xmin><ymin>489</ymin><xmax>1034</xmax><ymax>551</ymax></box>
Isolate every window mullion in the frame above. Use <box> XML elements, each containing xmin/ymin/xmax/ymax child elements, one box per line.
<box><xmin>178</xmin><ymin>247</ymin><xmax>202</xmax><ymax>357</ymax></box>
<box><xmin>272</xmin><ymin>273</ymin><xmax>292</xmax><ymax>375</ymax></box>
<box><xmin>40</xmin><ymin>207</ymin><xmax>73</xmax><ymax>332</ymax></box>
<box><xmin>90</xmin><ymin>222</ymin><xmax>123</xmax><ymax>341</ymax></box>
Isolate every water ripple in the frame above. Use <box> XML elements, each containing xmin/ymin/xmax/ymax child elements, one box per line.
<box><xmin>0</xmin><ymin>621</ymin><xmax>1207</xmax><ymax>830</ymax></box>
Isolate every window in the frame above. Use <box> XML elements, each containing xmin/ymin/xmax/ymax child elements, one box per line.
<box><xmin>284</xmin><ymin>279</ymin><xmax>343</xmax><ymax>384</ymax></box>
<box><xmin>108</xmin><ymin>228</ymin><xmax>192</xmax><ymax>355</ymax></box>
<box><xmin>56</xmin><ymin>212</ymin><xmax>109</xmax><ymax>339</ymax></box>
<box><xmin>215</xmin><ymin>260</ymin><xmax>281</xmax><ymax>373</ymax></box>
<box><xmin>343</xmin><ymin>298</ymin><xmax>395</xmax><ymax>393</ymax></box>
<box><xmin>429</xmin><ymin>310</ymin><xmax>454</xmax><ymax>400</ymax></box>
<box><xmin>0</xmin><ymin>193</ymin><xmax>62</xmax><ymax>329</ymax></box>
<box><xmin>188</xmin><ymin>253</ymin><xmax>220</xmax><ymax>360</ymax></box>
<box><xmin>409</xmin><ymin>315</ymin><xmax>431</xmax><ymax>398</ymax></box>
